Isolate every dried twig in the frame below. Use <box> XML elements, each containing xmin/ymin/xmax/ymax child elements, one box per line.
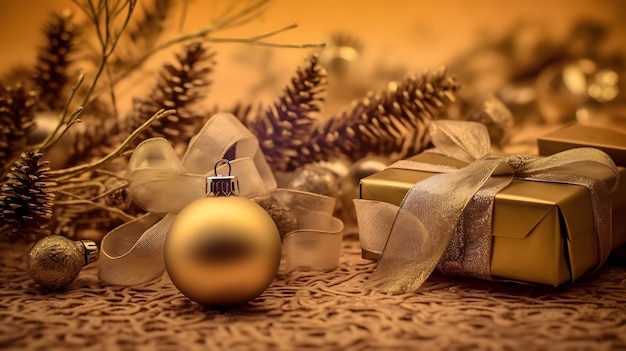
<box><xmin>71</xmin><ymin>0</ymin><xmax>137</xmax><ymax>109</ymax></box>
<box><xmin>87</xmin><ymin>1</ymin><xmax>323</xmax><ymax>106</ymax></box>
<box><xmin>0</xmin><ymin>0</ymin><xmax>331</xmax><ymax>241</ymax></box>
<box><xmin>49</xmin><ymin>108</ymin><xmax>175</xmax><ymax>180</ymax></box>
<box><xmin>54</xmin><ymin>189</ymin><xmax>135</xmax><ymax>221</ymax></box>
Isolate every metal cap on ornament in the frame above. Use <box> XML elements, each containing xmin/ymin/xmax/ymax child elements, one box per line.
<box><xmin>81</xmin><ymin>240</ymin><xmax>100</xmax><ymax>264</ymax></box>
<box><xmin>206</xmin><ymin>159</ymin><xmax>239</xmax><ymax>197</ymax></box>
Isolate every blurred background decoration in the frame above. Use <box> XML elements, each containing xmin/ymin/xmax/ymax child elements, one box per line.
<box><xmin>0</xmin><ymin>0</ymin><xmax>624</xmax><ymax>241</ymax></box>
<box><xmin>1</xmin><ymin>0</ymin><xmax>624</xmax><ymax>117</ymax></box>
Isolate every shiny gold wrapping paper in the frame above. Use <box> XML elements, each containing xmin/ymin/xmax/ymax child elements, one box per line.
<box><xmin>359</xmin><ymin>152</ymin><xmax>626</xmax><ymax>286</ymax></box>
<box><xmin>538</xmin><ymin>124</ymin><xmax>626</xmax><ymax>166</ymax></box>
<box><xmin>538</xmin><ymin>123</ymin><xmax>626</xmax><ymax>259</ymax></box>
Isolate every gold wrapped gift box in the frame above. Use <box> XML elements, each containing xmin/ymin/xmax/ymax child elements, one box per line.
<box><xmin>359</xmin><ymin>152</ymin><xmax>626</xmax><ymax>286</ymax></box>
<box><xmin>539</xmin><ymin>123</ymin><xmax>626</xmax><ymax>259</ymax></box>
<box><xmin>538</xmin><ymin>124</ymin><xmax>626</xmax><ymax>166</ymax></box>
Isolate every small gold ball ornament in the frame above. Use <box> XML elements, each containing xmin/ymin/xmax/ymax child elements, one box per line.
<box><xmin>26</xmin><ymin>235</ymin><xmax>99</xmax><ymax>290</ymax></box>
<box><xmin>287</xmin><ymin>164</ymin><xmax>339</xmax><ymax>197</ymax></box>
<box><xmin>164</xmin><ymin>160</ymin><xmax>281</xmax><ymax>308</ymax></box>
<box><xmin>252</xmin><ymin>195</ymin><xmax>298</xmax><ymax>240</ymax></box>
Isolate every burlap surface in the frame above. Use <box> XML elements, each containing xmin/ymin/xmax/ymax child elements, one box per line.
<box><xmin>2</xmin><ymin>231</ymin><xmax>626</xmax><ymax>351</ymax></box>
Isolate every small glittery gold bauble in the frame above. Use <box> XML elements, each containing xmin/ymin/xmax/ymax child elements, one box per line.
<box><xmin>465</xmin><ymin>96</ymin><xmax>514</xmax><ymax>147</ymax></box>
<box><xmin>252</xmin><ymin>195</ymin><xmax>298</xmax><ymax>240</ymax></box>
<box><xmin>26</xmin><ymin>236</ymin><xmax>99</xmax><ymax>290</ymax></box>
<box><xmin>288</xmin><ymin>164</ymin><xmax>339</xmax><ymax>197</ymax></box>
<box><xmin>165</xmin><ymin>196</ymin><xmax>281</xmax><ymax>308</ymax></box>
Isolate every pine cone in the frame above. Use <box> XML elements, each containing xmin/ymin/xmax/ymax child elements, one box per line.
<box><xmin>65</xmin><ymin>41</ymin><xmax>216</xmax><ymax>164</ymax></box>
<box><xmin>32</xmin><ymin>12</ymin><xmax>78</xmax><ymax>112</ymax></box>
<box><xmin>127</xmin><ymin>41</ymin><xmax>216</xmax><ymax>147</ymax></box>
<box><xmin>231</xmin><ymin>102</ymin><xmax>262</xmax><ymax>130</ymax></box>
<box><xmin>0</xmin><ymin>84</ymin><xmax>38</xmax><ymax>170</ymax></box>
<box><xmin>286</xmin><ymin>69</ymin><xmax>460</xmax><ymax>170</ymax></box>
<box><xmin>0</xmin><ymin>152</ymin><xmax>56</xmax><ymax>241</ymax></box>
<box><xmin>239</xmin><ymin>54</ymin><xmax>328</xmax><ymax>171</ymax></box>
<box><xmin>129</xmin><ymin>0</ymin><xmax>172</xmax><ymax>47</ymax></box>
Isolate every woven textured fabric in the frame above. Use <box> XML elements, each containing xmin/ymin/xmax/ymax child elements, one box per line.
<box><xmin>2</xmin><ymin>231</ymin><xmax>626</xmax><ymax>351</ymax></box>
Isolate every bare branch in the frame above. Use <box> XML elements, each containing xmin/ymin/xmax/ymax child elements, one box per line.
<box><xmin>49</xmin><ymin>108</ymin><xmax>176</xmax><ymax>179</ymax></box>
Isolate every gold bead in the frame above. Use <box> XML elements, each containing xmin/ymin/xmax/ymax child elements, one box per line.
<box><xmin>26</xmin><ymin>235</ymin><xmax>99</xmax><ymax>290</ymax></box>
<box><xmin>165</xmin><ymin>196</ymin><xmax>281</xmax><ymax>308</ymax></box>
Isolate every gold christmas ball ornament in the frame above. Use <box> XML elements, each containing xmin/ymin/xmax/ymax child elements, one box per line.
<box><xmin>26</xmin><ymin>235</ymin><xmax>99</xmax><ymax>290</ymax></box>
<box><xmin>287</xmin><ymin>164</ymin><xmax>339</xmax><ymax>197</ymax></box>
<box><xmin>465</xmin><ymin>96</ymin><xmax>514</xmax><ymax>148</ymax></box>
<box><xmin>252</xmin><ymin>195</ymin><xmax>298</xmax><ymax>240</ymax></box>
<box><xmin>164</xmin><ymin>160</ymin><xmax>281</xmax><ymax>308</ymax></box>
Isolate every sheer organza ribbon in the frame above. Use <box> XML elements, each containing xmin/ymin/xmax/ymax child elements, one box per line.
<box><xmin>354</xmin><ymin>120</ymin><xmax>618</xmax><ymax>293</ymax></box>
<box><xmin>98</xmin><ymin>113</ymin><xmax>344</xmax><ymax>285</ymax></box>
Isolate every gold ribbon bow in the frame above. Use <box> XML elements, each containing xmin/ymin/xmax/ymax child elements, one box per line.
<box><xmin>98</xmin><ymin>113</ymin><xmax>344</xmax><ymax>285</ymax></box>
<box><xmin>355</xmin><ymin>120</ymin><xmax>618</xmax><ymax>293</ymax></box>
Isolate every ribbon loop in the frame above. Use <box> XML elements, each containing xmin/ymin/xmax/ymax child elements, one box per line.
<box><xmin>99</xmin><ymin>113</ymin><xmax>343</xmax><ymax>285</ymax></box>
<box><xmin>429</xmin><ymin>120</ymin><xmax>492</xmax><ymax>162</ymax></box>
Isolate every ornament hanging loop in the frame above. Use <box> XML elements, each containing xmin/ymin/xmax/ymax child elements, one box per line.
<box><xmin>206</xmin><ymin>159</ymin><xmax>239</xmax><ymax>197</ymax></box>
<box><xmin>214</xmin><ymin>158</ymin><xmax>232</xmax><ymax>177</ymax></box>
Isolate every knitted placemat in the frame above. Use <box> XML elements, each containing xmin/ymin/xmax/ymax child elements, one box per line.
<box><xmin>1</xmin><ymin>233</ymin><xmax>626</xmax><ymax>351</ymax></box>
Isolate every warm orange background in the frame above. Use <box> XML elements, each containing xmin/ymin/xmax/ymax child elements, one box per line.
<box><xmin>0</xmin><ymin>0</ymin><xmax>624</xmax><ymax>110</ymax></box>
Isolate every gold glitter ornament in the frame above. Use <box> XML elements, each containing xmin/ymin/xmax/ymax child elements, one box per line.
<box><xmin>252</xmin><ymin>195</ymin><xmax>297</xmax><ymax>241</ymax></box>
<box><xmin>287</xmin><ymin>164</ymin><xmax>339</xmax><ymax>197</ymax></box>
<box><xmin>26</xmin><ymin>235</ymin><xmax>99</xmax><ymax>290</ymax></box>
<box><xmin>164</xmin><ymin>160</ymin><xmax>281</xmax><ymax>308</ymax></box>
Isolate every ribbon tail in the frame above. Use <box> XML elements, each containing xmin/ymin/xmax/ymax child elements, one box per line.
<box><xmin>98</xmin><ymin>213</ymin><xmax>175</xmax><ymax>285</ymax></box>
<box><xmin>272</xmin><ymin>189</ymin><xmax>344</xmax><ymax>271</ymax></box>
<box><xmin>365</xmin><ymin>159</ymin><xmax>506</xmax><ymax>293</ymax></box>
<box><xmin>283</xmin><ymin>217</ymin><xmax>344</xmax><ymax>271</ymax></box>
<box><xmin>354</xmin><ymin>199</ymin><xmax>401</xmax><ymax>259</ymax></box>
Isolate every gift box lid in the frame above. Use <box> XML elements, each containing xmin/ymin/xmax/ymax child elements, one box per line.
<box><xmin>538</xmin><ymin>124</ymin><xmax>626</xmax><ymax>166</ymax></box>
